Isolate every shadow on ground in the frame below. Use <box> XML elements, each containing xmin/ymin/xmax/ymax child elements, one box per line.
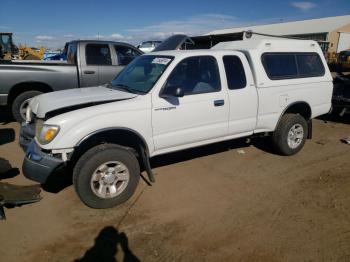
<box><xmin>75</xmin><ymin>226</ymin><xmax>140</xmax><ymax>262</ymax></box>
<box><xmin>0</xmin><ymin>106</ymin><xmax>13</xmax><ymax>125</ymax></box>
<box><xmin>41</xmin><ymin>166</ymin><xmax>73</xmax><ymax>193</ymax></box>
<box><xmin>0</xmin><ymin>128</ymin><xmax>15</xmax><ymax>146</ymax></box>
<box><xmin>151</xmin><ymin>136</ymin><xmax>275</xmax><ymax>169</ymax></box>
<box><xmin>42</xmin><ymin>137</ymin><xmax>277</xmax><ymax>193</ymax></box>
<box><xmin>0</xmin><ymin>128</ymin><xmax>19</xmax><ymax>180</ymax></box>
<box><xmin>318</xmin><ymin>112</ymin><xmax>350</xmax><ymax>125</ymax></box>
<box><xmin>0</xmin><ymin>158</ymin><xmax>19</xmax><ymax>180</ymax></box>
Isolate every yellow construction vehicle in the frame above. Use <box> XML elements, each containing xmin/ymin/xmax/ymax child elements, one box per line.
<box><xmin>18</xmin><ymin>45</ymin><xmax>46</xmax><ymax>60</ymax></box>
<box><xmin>0</xmin><ymin>32</ymin><xmax>18</xmax><ymax>60</ymax></box>
<box><xmin>338</xmin><ymin>50</ymin><xmax>350</xmax><ymax>71</ymax></box>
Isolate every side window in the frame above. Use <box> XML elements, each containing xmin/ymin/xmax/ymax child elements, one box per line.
<box><xmin>85</xmin><ymin>44</ymin><xmax>112</xmax><ymax>65</ymax></box>
<box><xmin>296</xmin><ymin>53</ymin><xmax>325</xmax><ymax>77</ymax></box>
<box><xmin>223</xmin><ymin>56</ymin><xmax>247</xmax><ymax>89</ymax></box>
<box><xmin>115</xmin><ymin>45</ymin><xmax>140</xmax><ymax>66</ymax></box>
<box><xmin>262</xmin><ymin>53</ymin><xmax>298</xmax><ymax>79</ymax></box>
<box><xmin>262</xmin><ymin>52</ymin><xmax>325</xmax><ymax>79</ymax></box>
<box><xmin>164</xmin><ymin>56</ymin><xmax>221</xmax><ymax>95</ymax></box>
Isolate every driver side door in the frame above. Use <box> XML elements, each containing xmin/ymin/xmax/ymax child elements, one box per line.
<box><xmin>151</xmin><ymin>55</ymin><xmax>229</xmax><ymax>153</ymax></box>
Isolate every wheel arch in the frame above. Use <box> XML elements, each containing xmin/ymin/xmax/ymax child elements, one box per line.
<box><xmin>275</xmin><ymin>101</ymin><xmax>313</xmax><ymax>139</ymax></box>
<box><xmin>71</xmin><ymin>127</ymin><xmax>151</xmax><ymax>168</ymax></box>
<box><xmin>8</xmin><ymin>82</ymin><xmax>53</xmax><ymax>104</ymax></box>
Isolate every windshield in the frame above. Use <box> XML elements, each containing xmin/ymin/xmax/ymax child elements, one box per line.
<box><xmin>111</xmin><ymin>55</ymin><xmax>174</xmax><ymax>93</ymax></box>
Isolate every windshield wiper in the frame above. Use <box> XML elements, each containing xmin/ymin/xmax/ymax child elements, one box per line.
<box><xmin>113</xmin><ymin>84</ymin><xmax>146</xmax><ymax>94</ymax></box>
<box><xmin>113</xmin><ymin>84</ymin><xmax>135</xmax><ymax>93</ymax></box>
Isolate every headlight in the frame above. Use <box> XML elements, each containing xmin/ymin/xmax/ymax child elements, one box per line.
<box><xmin>38</xmin><ymin>124</ymin><xmax>60</xmax><ymax>144</ymax></box>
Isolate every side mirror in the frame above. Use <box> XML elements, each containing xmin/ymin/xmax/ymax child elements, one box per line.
<box><xmin>174</xmin><ymin>87</ymin><xmax>184</xmax><ymax>97</ymax></box>
<box><xmin>160</xmin><ymin>86</ymin><xmax>184</xmax><ymax>98</ymax></box>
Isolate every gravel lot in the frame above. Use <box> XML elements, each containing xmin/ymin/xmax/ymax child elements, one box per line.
<box><xmin>0</xmin><ymin>109</ymin><xmax>349</xmax><ymax>262</ymax></box>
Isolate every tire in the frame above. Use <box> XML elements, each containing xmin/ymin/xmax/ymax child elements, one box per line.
<box><xmin>73</xmin><ymin>144</ymin><xmax>140</xmax><ymax>209</ymax></box>
<box><xmin>272</xmin><ymin>113</ymin><xmax>308</xmax><ymax>156</ymax></box>
<box><xmin>12</xmin><ymin>90</ymin><xmax>42</xmax><ymax>123</ymax></box>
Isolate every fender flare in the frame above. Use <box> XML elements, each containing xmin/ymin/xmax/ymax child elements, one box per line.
<box><xmin>275</xmin><ymin>101</ymin><xmax>313</xmax><ymax>139</ymax></box>
<box><xmin>76</xmin><ymin>127</ymin><xmax>150</xmax><ymax>155</ymax></box>
<box><xmin>75</xmin><ymin>127</ymin><xmax>155</xmax><ymax>183</ymax></box>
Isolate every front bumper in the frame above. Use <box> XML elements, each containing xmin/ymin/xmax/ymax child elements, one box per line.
<box><xmin>22</xmin><ymin>140</ymin><xmax>64</xmax><ymax>184</ymax></box>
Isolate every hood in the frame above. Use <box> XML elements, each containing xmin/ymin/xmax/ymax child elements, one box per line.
<box><xmin>29</xmin><ymin>85</ymin><xmax>137</xmax><ymax>118</ymax></box>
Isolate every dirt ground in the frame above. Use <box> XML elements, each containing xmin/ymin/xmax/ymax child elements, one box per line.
<box><xmin>0</xmin><ymin>109</ymin><xmax>349</xmax><ymax>262</ymax></box>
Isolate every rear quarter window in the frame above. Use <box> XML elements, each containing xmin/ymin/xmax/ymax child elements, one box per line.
<box><xmin>262</xmin><ymin>52</ymin><xmax>325</xmax><ymax>80</ymax></box>
<box><xmin>223</xmin><ymin>56</ymin><xmax>247</xmax><ymax>90</ymax></box>
<box><xmin>262</xmin><ymin>53</ymin><xmax>298</xmax><ymax>79</ymax></box>
<box><xmin>296</xmin><ymin>53</ymin><xmax>325</xmax><ymax>77</ymax></box>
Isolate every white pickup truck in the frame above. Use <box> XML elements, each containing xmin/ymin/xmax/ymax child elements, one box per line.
<box><xmin>20</xmin><ymin>39</ymin><xmax>333</xmax><ymax>208</ymax></box>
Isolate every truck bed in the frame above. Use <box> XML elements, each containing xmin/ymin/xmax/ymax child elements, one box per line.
<box><xmin>0</xmin><ymin>60</ymin><xmax>79</xmax><ymax>95</ymax></box>
<box><xmin>0</xmin><ymin>59</ymin><xmax>69</xmax><ymax>65</ymax></box>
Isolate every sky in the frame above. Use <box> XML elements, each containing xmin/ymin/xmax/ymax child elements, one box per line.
<box><xmin>0</xmin><ymin>0</ymin><xmax>349</xmax><ymax>49</ymax></box>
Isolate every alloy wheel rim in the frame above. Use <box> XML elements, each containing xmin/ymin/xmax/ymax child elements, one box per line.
<box><xmin>90</xmin><ymin>161</ymin><xmax>130</xmax><ymax>199</ymax></box>
<box><xmin>287</xmin><ymin>124</ymin><xmax>304</xmax><ymax>149</ymax></box>
<box><xmin>19</xmin><ymin>98</ymin><xmax>31</xmax><ymax>121</ymax></box>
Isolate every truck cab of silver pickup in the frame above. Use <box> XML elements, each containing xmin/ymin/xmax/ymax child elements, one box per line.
<box><xmin>0</xmin><ymin>40</ymin><xmax>142</xmax><ymax>122</ymax></box>
<box><xmin>21</xmin><ymin>39</ymin><xmax>333</xmax><ymax>209</ymax></box>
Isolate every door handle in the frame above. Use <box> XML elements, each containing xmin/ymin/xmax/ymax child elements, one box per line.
<box><xmin>214</xmin><ymin>100</ymin><xmax>225</xmax><ymax>107</ymax></box>
<box><xmin>84</xmin><ymin>70</ymin><xmax>95</xmax><ymax>74</ymax></box>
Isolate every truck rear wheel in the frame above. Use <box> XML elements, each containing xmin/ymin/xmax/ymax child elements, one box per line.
<box><xmin>272</xmin><ymin>113</ymin><xmax>308</xmax><ymax>156</ymax></box>
<box><xmin>12</xmin><ymin>90</ymin><xmax>42</xmax><ymax>123</ymax></box>
<box><xmin>73</xmin><ymin>144</ymin><xmax>140</xmax><ymax>209</ymax></box>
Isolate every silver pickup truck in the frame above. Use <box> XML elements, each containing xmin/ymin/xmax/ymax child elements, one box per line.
<box><xmin>0</xmin><ymin>40</ymin><xmax>142</xmax><ymax>122</ymax></box>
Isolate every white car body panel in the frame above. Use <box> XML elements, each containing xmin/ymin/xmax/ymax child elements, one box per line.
<box><xmin>214</xmin><ymin>39</ymin><xmax>333</xmax><ymax>132</ymax></box>
<box><xmin>29</xmin><ymin>85</ymin><xmax>137</xmax><ymax>118</ymax></box>
<box><xmin>42</xmin><ymin>94</ymin><xmax>154</xmax><ymax>152</ymax></box>
<box><xmin>30</xmin><ymin>39</ymin><xmax>333</xmax><ymax>159</ymax></box>
<box><xmin>151</xmin><ymin>52</ymin><xmax>230</xmax><ymax>152</ymax></box>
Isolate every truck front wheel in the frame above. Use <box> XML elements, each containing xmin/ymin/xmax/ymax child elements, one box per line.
<box><xmin>272</xmin><ymin>114</ymin><xmax>308</xmax><ymax>156</ymax></box>
<box><xmin>12</xmin><ymin>90</ymin><xmax>42</xmax><ymax>123</ymax></box>
<box><xmin>73</xmin><ymin>144</ymin><xmax>140</xmax><ymax>209</ymax></box>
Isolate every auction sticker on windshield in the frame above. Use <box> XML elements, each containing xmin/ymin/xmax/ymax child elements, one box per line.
<box><xmin>152</xmin><ymin>57</ymin><xmax>171</xmax><ymax>65</ymax></box>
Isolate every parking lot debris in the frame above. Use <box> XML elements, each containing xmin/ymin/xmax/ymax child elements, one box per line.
<box><xmin>340</xmin><ymin>137</ymin><xmax>350</xmax><ymax>145</ymax></box>
<box><xmin>0</xmin><ymin>183</ymin><xmax>42</xmax><ymax>220</ymax></box>
<box><xmin>237</xmin><ymin>149</ymin><xmax>246</xmax><ymax>154</ymax></box>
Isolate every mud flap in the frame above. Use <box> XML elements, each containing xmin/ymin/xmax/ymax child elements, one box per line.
<box><xmin>139</xmin><ymin>145</ymin><xmax>155</xmax><ymax>183</ymax></box>
<box><xmin>0</xmin><ymin>183</ymin><xmax>42</xmax><ymax>220</ymax></box>
<box><xmin>307</xmin><ymin>119</ymin><xmax>312</xmax><ymax>139</ymax></box>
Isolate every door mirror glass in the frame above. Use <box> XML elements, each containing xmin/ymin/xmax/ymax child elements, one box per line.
<box><xmin>174</xmin><ymin>87</ymin><xmax>184</xmax><ymax>97</ymax></box>
<box><xmin>161</xmin><ymin>86</ymin><xmax>184</xmax><ymax>98</ymax></box>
